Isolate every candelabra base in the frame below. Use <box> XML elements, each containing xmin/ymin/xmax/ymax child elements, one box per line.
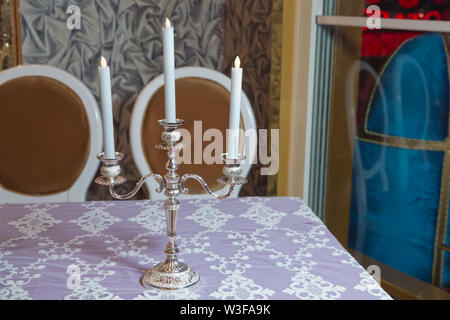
<box><xmin>142</xmin><ymin>261</ymin><xmax>200</xmax><ymax>290</ymax></box>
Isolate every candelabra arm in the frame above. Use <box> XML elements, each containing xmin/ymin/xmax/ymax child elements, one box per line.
<box><xmin>180</xmin><ymin>174</ymin><xmax>235</xmax><ymax>200</ymax></box>
<box><xmin>108</xmin><ymin>173</ymin><xmax>164</xmax><ymax>200</ymax></box>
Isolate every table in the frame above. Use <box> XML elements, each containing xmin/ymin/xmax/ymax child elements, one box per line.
<box><xmin>0</xmin><ymin>197</ymin><xmax>391</xmax><ymax>300</ymax></box>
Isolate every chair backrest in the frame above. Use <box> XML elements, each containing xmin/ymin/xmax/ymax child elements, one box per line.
<box><xmin>0</xmin><ymin>65</ymin><xmax>103</xmax><ymax>203</ymax></box>
<box><xmin>131</xmin><ymin>66</ymin><xmax>256</xmax><ymax>199</ymax></box>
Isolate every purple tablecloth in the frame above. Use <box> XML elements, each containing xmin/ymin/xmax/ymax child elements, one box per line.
<box><xmin>0</xmin><ymin>197</ymin><xmax>391</xmax><ymax>300</ymax></box>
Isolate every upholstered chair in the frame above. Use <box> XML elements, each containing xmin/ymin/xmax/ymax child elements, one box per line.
<box><xmin>0</xmin><ymin>65</ymin><xmax>103</xmax><ymax>203</ymax></box>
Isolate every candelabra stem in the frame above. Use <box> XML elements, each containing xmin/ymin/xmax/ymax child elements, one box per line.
<box><xmin>164</xmin><ymin>198</ymin><xmax>179</xmax><ymax>260</ymax></box>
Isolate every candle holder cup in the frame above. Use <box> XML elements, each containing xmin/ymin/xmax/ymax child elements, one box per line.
<box><xmin>95</xmin><ymin>119</ymin><xmax>246</xmax><ymax>290</ymax></box>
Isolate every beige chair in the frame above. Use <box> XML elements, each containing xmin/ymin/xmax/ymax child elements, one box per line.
<box><xmin>130</xmin><ymin>66</ymin><xmax>256</xmax><ymax>199</ymax></box>
<box><xmin>0</xmin><ymin>65</ymin><xmax>103</xmax><ymax>203</ymax></box>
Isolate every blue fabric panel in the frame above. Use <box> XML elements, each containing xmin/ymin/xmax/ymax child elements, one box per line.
<box><xmin>366</xmin><ymin>33</ymin><xmax>449</xmax><ymax>141</ymax></box>
<box><xmin>349</xmin><ymin>141</ymin><xmax>443</xmax><ymax>283</ymax></box>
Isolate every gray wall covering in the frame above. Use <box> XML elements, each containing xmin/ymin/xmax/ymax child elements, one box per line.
<box><xmin>21</xmin><ymin>0</ymin><xmax>224</xmax><ymax>200</ymax></box>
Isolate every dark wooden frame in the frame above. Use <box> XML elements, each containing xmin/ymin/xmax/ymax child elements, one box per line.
<box><xmin>1</xmin><ymin>0</ymin><xmax>22</xmax><ymax>69</ymax></box>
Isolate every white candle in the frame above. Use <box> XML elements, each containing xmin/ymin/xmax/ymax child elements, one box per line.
<box><xmin>227</xmin><ymin>56</ymin><xmax>243</xmax><ymax>159</ymax></box>
<box><xmin>98</xmin><ymin>56</ymin><xmax>116</xmax><ymax>159</ymax></box>
<box><xmin>163</xmin><ymin>18</ymin><xmax>177</xmax><ymax>123</ymax></box>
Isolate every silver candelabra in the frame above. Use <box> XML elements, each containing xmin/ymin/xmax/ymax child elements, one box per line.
<box><xmin>95</xmin><ymin>119</ymin><xmax>246</xmax><ymax>290</ymax></box>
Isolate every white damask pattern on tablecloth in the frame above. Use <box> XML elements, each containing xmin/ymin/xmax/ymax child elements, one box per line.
<box><xmin>8</xmin><ymin>204</ymin><xmax>62</xmax><ymax>237</ymax></box>
<box><xmin>210</xmin><ymin>273</ymin><xmax>275</xmax><ymax>300</ymax></box>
